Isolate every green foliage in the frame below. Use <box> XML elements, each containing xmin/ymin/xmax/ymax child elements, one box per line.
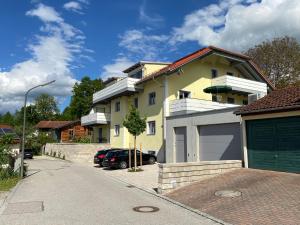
<box><xmin>123</xmin><ymin>107</ymin><xmax>146</xmax><ymax>137</ymax></box>
<box><xmin>0</xmin><ymin>112</ymin><xmax>15</xmax><ymax>126</ymax></box>
<box><xmin>35</xmin><ymin>93</ymin><xmax>59</xmax><ymax>121</ymax></box>
<box><xmin>0</xmin><ymin>177</ymin><xmax>19</xmax><ymax>191</ymax></box>
<box><xmin>0</xmin><ymin>134</ymin><xmax>14</xmax><ymax>165</ymax></box>
<box><xmin>74</xmin><ymin>136</ymin><xmax>91</xmax><ymax>143</ymax></box>
<box><xmin>26</xmin><ymin>132</ymin><xmax>57</xmax><ymax>155</ymax></box>
<box><xmin>245</xmin><ymin>36</ymin><xmax>300</xmax><ymax>88</ymax></box>
<box><xmin>69</xmin><ymin>76</ymin><xmax>104</xmax><ymax>119</ymax></box>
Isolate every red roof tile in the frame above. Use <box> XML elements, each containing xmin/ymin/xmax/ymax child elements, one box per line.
<box><xmin>136</xmin><ymin>46</ymin><xmax>274</xmax><ymax>90</ymax></box>
<box><xmin>235</xmin><ymin>86</ymin><xmax>300</xmax><ymax>115</ymax></box>
<box><xmin>0</xmin><ymin>124</ymin><xmax>12</xmax><ymax>129</ymax></box>
<box><xmin>35</xmin><ymin>121</ymin><xmax>72</xmax><ymax>129</ymax></box>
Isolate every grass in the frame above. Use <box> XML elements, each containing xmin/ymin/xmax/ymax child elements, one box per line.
<box><xmin>0</xmin><ymin>177</ymin><xmax>20</xmax><ymax>192</ymax></box>
<box><xmin>128</xmin><ymin>167</ymin><xmax>144</xmax><ymax>172</ymax></box>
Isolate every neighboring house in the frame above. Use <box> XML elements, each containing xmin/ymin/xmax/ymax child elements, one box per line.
<box><xmin>0</xmin><ymin>124</ymin><xmax>20</xmax><ymax>153</ymax></box>
<box><xmin>36</xmin><ymin>121</ymin><xmax>91</xmax><ymax>142</ymax></box>
<box><xmin>235</xmin><ymin>86</ymin><xmax>300</xmax><ymax>173</ymax></box>
<box><xmin>81</xmin><ymin>46</ymin><xmax>273</xmax><ymax>162</ymax></box>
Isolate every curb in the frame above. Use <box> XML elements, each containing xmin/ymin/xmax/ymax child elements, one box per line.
<box><xmin>105</xmin><ymin>174</ymin><xmax>231</xmax><ymax>225</ymax></box>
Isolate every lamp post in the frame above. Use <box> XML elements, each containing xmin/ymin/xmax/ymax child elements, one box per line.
<box><xmin>20</xmin><ymin>80</ymin><xmax>56</xmax><ymax>177</ymax></box>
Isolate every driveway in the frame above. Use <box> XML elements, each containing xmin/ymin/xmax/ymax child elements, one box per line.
<box><xmin>0</xmin><ymin>157</ymin><xmax>219</xmax><ymax>225</ymax></box>
<box><xmin>166</xmin><ymin>168</ymin><xmax>300</xmax><ymax>225</ymax></box>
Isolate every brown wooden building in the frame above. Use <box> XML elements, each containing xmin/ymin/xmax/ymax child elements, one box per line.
<box><xmin>36</xmin><ymin>121</ymin><xmax>91</xmax><ymax>143</ymax></box>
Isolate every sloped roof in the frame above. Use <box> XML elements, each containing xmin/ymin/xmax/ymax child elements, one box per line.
<box><xmin>235</xmin><ymin>86</ymin><xmax>300</xmax><ymax>115</ymax></box>
<box><xmin>136</xmin><ymin>45</ymin><xmax>275</xmax><ymax>89</ymax></box>
<box><xmin>36</xmin><ymin>121</ymin><xmax>72</xmax><ymax>129</ymax></box>
<box><xmin>0</xmin><ymin>124</ymin><xmax>12</xmax><ymax>129</ymax></box>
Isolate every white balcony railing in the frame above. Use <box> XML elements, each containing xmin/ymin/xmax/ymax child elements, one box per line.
<box><xmin>169</xmin><ymin>98</ymin><xmax>238</xmax><ymax>115</ymax></box>
<box><xmin>81</xmin><ymin>113</ymin><xmax>111</xmax><ymax>126</ymax></box>
<box><xmin>93</xmin><ymin>77</ymin><xmax>140</xmax><ymax>103</ymax></box>
<box><xmin>211</xmin><ymin>75</ymin><xmax>267</xmax><ymax>95</ymax></box>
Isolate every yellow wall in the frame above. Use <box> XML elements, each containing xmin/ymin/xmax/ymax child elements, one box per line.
<box><xmin>167</xmin><ymin>54</ymin><xmax>248</xmax><ymax>104</ymax></box>
<box><xmin>92</xmin><ymin>124</ymin><xmax>110</xmax><ymax>143</ymax></box>
<box><xmin>143</xmin><ymin>64</ymin><xmax>168</xmax><ymax>77</ymax></box>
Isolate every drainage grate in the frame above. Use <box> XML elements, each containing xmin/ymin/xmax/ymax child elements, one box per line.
<box><xmin>133</xmin><ymin>206</ymin><xmax>160</xmax><ymax>213</ymax></box>
<box><xmin>127</xmin><ymin>185</ymin><xmax>135</xmax><ymax>188</ymax></box>
<box><xmin>2</xmin><ymin>201</ymin><xmax>44</xmax><ymax>215</ymax></box>
<box><xmin>215</xmin><ymin>190</ymin><xmax>241</xmax><ymax>198</ymax></box>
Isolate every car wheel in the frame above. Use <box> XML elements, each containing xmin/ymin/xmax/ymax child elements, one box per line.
<box><xmin>119</xmin><ymin>161</ymin><xmax>127</xmax><ymax>169</ymax></box>
<box><xmin>99</xmin><ymin>162</ymin><xmax>103</xmax><ymax>167</ymax></box>
<box><xmin>148</xmin><ymin>157</ymin><xmax>156</xmax><ymax>164</ymax></box>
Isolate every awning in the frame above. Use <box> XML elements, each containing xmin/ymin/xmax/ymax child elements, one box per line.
<box><xmin>203</xmin><ymin>85</ymin><xmax>232</xmax><ymax>94</ymax></box>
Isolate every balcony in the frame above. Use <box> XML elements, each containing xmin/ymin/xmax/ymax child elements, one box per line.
<box><xmin>205</xmin><ymin>75</ymin><xmax>267</xmax><ymax>95</ymax></box>
<box><xmin>169</xmin><ymin>98</ymin><xmax>238</xmax><ymax>116</ymax></box>
<box><xmin>81</xmin><ymin>113</ymin><xmax>111</xmax><ymax>126</ymax></box>
<box><xmin>93</xmin><ymin>77</ymin><xmax>141</xmax><ymax>104</ymax></box>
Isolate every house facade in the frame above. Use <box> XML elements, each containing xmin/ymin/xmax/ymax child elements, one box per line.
<box><xmin>81</xmin><ymin>46</ymin><xmax>273</xmax><ymax>162</ymax></box>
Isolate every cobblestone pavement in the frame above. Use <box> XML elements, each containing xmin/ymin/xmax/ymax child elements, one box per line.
<box><xmin>166</xmin><ymin>168</ymin><xmax>300</xmax><ymax>225</ymax></box>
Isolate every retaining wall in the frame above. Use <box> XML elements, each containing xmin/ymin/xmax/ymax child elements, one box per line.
<box><xmin>158</xmin><ymin>160</ymin><xmax>242</xmax><ymax>194</ymax></box>
<box><xmin>44</xmin><ymin>143</ymin><xmax>110</xmax><ymax>163</ymax></box>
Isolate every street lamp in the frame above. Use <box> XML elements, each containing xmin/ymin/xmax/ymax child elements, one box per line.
<box><xmin>20</xmin><ymin>80</ymin><xmax>56</xmax><ymax>177</ymax></box>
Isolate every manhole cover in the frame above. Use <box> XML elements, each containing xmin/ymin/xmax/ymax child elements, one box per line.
<box><xmin>133</xmin><ymin>206</ymin><xmax>159</xmax><ymax>213</ymax></box>
<box><xmin>2</xmin><ymin>201</ymin><xmax>44</xmax><ymax>215</ymax></box>
<box><xmin>215</xmin><ymin>190</ymin><xmax>241</xmax><ymax>198</ymax></box>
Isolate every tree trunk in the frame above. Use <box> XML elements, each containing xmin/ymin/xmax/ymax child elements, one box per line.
<box><xmin>129</xmin><ymin>143</ymin><xmax>131</xmax><ymax>169</ymax></box>
<box><xmin>134</xmin><ymin>136</ymin><xmax>137</xmax><ymax>171</ymax></box>
<box><xmin>140</xmin><ymin>143</ymin><xmax>142</xmax><ymax>167</ymax></box>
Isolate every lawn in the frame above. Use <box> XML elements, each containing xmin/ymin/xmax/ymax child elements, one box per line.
<box><xmin>0</xmin><ymin>177</ymin><xmax>19</xmax><ymax>192</ymax></box>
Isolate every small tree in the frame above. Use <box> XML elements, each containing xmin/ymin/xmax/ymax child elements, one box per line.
<box><xmin>123</xmin><ymin>107</ymin><xmax>146</xmax><ymax>171</ymax></box>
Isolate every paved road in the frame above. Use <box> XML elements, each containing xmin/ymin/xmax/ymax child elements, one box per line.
<box><xmin>0</xmin><ymin>157</ymin><xmax>219</xmax><ymax>225</ymax></box>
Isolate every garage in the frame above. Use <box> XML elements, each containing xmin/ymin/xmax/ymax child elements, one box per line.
<box><xmin>174</xmin><ymin>127</ymin><xmax>187</xmax><ymax>162</ymax></box>
<box><xmin>235</xmin><ymin>86</ymin><xmax>300</xmax><ymax>173</ymax></box>
<box><xmin>199</xmin><ymin>123</ymin><xmax>242</xmax><ymax>161</ymax></box>
<box><xmin>246</xmin><ymin>116</ymin><xmax>300</xmax><ymax>173</ymax></box>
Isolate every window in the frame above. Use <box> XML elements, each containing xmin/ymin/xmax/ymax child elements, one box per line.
<box><xmin>227</xmin><ymin>97</ymin><xmax>235</xmax><ymax>104</ymax></box>
<box><xmin>211</xmin><ymin>69</ymin><xmax>218</xmax><ymax>78</ymax></box>
<box><xmin>114</xmin><ymin>125</ymin><xmax>120</xmax><ymax>136</ymax></box>
<box><xmin>134</xmin><ymin>97</ymin><xmax>138</xmax><ymax>108</ymax></box>
<box><xmin>243</xmin><ymin>100</ymin><xmax>248</xmax><ymax>105</ymax></box>
<box><xmin>95</xmin><ymin>106</ymin><xmax>105</xmax><ymax>113</ymax></box>
<box><xmin>212</xmin><ymin>95</ymin><xmax>218</xmax><ymax>102</ymax></box>
<box><xmin>68</xmin><ymin>129</ymin><xmax>74</xmax><ymax>140</ymax></box>
<box><xmin>130</xmin><ymin>70</ymin><xmax>143</xmax><ymax>79</ymax></box>
<box><xmin>147</xmin><ymin>121</ymin><xmax>156</xmax><ymax>135</ymax></box>
<box><xmin>179</xmin><ymin>90</ymin><xmax>191</xmax><ymax>99</ymax></box>
<box><xmin>148</xmin><ymin>92</ymin><xmax>156</xmax><ymax>105</ymax></box>
<box><xmin>115</xmin><ymin>101</ymin><xmax>120</xmax><ymax>112</ymax></box>
<box><xmin>226</xmin><ymin>72</ymin><xmax>234</xmax><ymax>76</ymax></box>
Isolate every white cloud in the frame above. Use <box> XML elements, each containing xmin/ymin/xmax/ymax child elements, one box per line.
<box><xmin>63</xmin><ymin>1</ymin><xmax>83</xmax><ymax>14</ymax></box>
<box><xmin>171</xmin><ymin>0</ymin><xmax>300</xmax><ymax>51</ymax></box>
<box><xmin>0</xmin><ymin>3</ymin><xmax>88</xmax><ymax>113</ymax></box>
<box><xmin>139</xmin><ymin>1</ymin><xmax>164</xmax><ymax>27</ymax></box>
<box><xmin>119</xmin><ymin>29</ymin><xmax>168</xmax><ymax>60</ymax></box>
<box><xmin>100</xmin><ymin>57</ymin><xmax>135</xmax><ymax>80</ymax></box>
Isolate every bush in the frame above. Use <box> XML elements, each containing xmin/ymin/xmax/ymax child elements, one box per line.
<box><xmin>74</xmin><ymin>136</ymin><xmax>91</xmax><ymax>143</ymax></box>
<box><xmin>0</xmin><ymin>168</ymin><xmax>18</xmax><ymax>180</ymax></box>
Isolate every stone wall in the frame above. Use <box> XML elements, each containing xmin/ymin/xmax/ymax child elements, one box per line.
<box><xmin>44</xmin><ymin>143</ymin><xmax>110</xmax><ymax>163</ymax></box>
<box><xmin>158</xmin><ymin>160</ymin><xmax>242</xmax><ymax>194</ymax></box>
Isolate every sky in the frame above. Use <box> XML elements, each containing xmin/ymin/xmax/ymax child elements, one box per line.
<box><xmin>1</xmin><ymin>0</ymin><xmax>300</xmax><ymax>114</ymax></box>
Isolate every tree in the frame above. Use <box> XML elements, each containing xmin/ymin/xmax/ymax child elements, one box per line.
<box><xmin>0</xmin><ymin>112</ymin><xmax>15</xmax><ymax>125</ymax></box>
<box><xmin>245</xmin><ymin>36</ymin><xmax>300</xmax><ymax>88</ymax></box>
<box><xmin>69</xmin><ymin>76</ymin><xmax>104</xmax><ymax>119</ymax></box>
<box><xmin>123</xmin><ymin>107</ymin><xmax>146</xmax><ymax>171</ymax></box>
<box><xmin>35</xmin><ymin>94</ymin><xmax>59</xmax><ymax>121</ymax></box>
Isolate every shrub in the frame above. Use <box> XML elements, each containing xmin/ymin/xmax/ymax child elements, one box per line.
<box><xmin>74</xmin><ymin>136</ymin><xmax>91</xmax><ymax>143</ymax></box>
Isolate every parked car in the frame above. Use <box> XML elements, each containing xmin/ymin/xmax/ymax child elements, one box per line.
<box><xmin>24</xmin><ymin>149</ymin><xmax>33</xmax><ymax>159</ymax></box>
<box><xmin>102</xmin><ymin>149</ymin><xmax>156</xmax><ymax>169</ymax></box>
<box><xmin>93</xmin><ymin>149</ymin><xmax>113</xmax><ymax>166</ymax></box>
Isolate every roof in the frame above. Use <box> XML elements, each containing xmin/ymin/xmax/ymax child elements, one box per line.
<box><xmin>36</xmin><ymin>121</ymin><xmax>72</xmax><ymax>129</ymax></box>
<box><xmin>56</xmin><ymin>120</ymin><xmax>81</xmax><ymax>129</ymax></box>
<box><xmin>235</xmin><ymin>86</ymin><xmax>300</xmax><ymax>115</ymax></box>
<box><xmin>123</xmin><ymin>61</ymin><xmax>171</xmax><ymax>73</ymax></box>
<box><xmin>0</xmin><ymin>124</ymin><xmax>12</xmax><ymax>129</ymax></box>
<box><xmin>136</xmin><ymin>46</ymin><xmax>275</xmax><ymax>89</ymax></box>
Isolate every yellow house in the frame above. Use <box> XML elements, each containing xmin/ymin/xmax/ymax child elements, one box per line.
<box><xmin>81</xmin><ymin>46</ymin><xmax>273</xmax><ymax>162</ymax></box>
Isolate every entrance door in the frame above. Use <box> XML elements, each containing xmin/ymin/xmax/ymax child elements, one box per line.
<box><xmin>175</xmin><ymin>127</ymin><xmax>187</xmax><ymax>162</ymax></box>
<box><xmin>98</xmin><ymin>128</ymin><xmax>103</xmax><ymax>143</ymax></box>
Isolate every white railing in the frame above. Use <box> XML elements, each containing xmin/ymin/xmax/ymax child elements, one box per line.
<box><xmin>211</xmin><ymin>75</ymin><xmax>267</xmax><ymax>95</ymax></box>
<box><xmin>93</xmin><ymin>77</ymin><xmax>140</xmax><ymax>103</ymax></box>
<box><xmin>81</xmin><ymin>113</ymin><xmax>111</xmax><ymax>126</ymax></box>
<box><xmin>169</xmin><ymin>98</ymin><xmax>238</xmax><ymax>115</ymax></box>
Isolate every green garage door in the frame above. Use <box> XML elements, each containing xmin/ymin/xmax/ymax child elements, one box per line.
<box><xmin>246</xmin><ymin>116</ymin><xmax>300</xmax><ymax>173</ymax></box>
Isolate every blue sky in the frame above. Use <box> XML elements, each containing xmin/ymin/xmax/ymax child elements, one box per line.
<box><xmin>0</xmin><ymin>0</ymin><xmax>299</xmax><ymax>113</ymax></box>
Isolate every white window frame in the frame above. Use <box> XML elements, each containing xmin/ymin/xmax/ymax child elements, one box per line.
<box><xmin>179</xmin><ymin>90</ymin><xmax>191</xmax><ymax>99</ymax></box>
<box><xmin>114</xmin><ymin>125</ymin><xmax>120</xmax><ymax>136</ymax></box>
<box><xmin>148</xmin><ymin>92</ymin><xmax>156</xmax><ymax>105</ymax></box>
<box><xmin>147</xmin><ymin>121</ymin><xmax>156</xmax><ymax>135</ymax></box>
